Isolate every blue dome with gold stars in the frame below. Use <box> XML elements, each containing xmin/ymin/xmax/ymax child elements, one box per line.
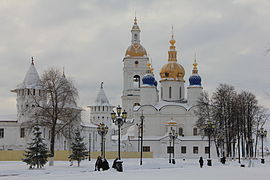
<box><xmin>189</xmin><ymin>74</ymin><xmax>201</xmax><ymax>86</ymax></box>
<box><xmin>142</xmin><ymin>74</ymin><xmax>156</xmax><ymax>86</ymax></box>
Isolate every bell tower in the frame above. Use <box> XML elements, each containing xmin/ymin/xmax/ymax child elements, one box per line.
<box><xmin>122</xmin><ymin>17</ymin><xmax>149</xmax><ymax>119</ymax></box>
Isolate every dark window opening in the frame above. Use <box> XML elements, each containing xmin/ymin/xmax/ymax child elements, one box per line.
<box><xmin>169</xmin><ymin>87</ymin><xmax>172</xmax><ymax>98</ymax></box>
<box><xmin>205</xmin><ymin>147</ymin><xmax>210</xmax><ymax>154</ymax></box>
<box><xmin>193</xmin><ymin>146</ymin><xmax>199</xmax><ymax>154</ymax></box>
<box><xmin>133</xmin><ymin>75</ymin><xmax>140</xmax><ymax>88</ymax></box>
<box><xmin>193</xmin><ymin>128</ymin><xmax>198</xmax><ymax>136</ymax></box>
<box><xmin>143</xmin><ymin>146</ymin><xmax>150</xmax><ymax>152</ymax></box>
<box><xmin>181</xmin><ymin>146</ymin><xmax>186</xmax><ymax>154</ymax></box>
<box><xmin>179</xmin><ymin>128</ymin><xmax>183</xmax><ymax>136</ymax></box>
<box><xmin>0</xmin><ymin>129</ymin><xmax>4</xmax><ymax>138</ymax></box>
<box><xmin>134</xmin><ymin>33</ymin><xmax>138</xmax><ymax>41</ymax></box>
<box><xmin>20</xmin><ymin>128</ymin><xmax>25</xmax><ymax>138</ymax></box>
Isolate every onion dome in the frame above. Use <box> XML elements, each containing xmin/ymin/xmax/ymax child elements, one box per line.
<box><xmin>189</xmin><ymin>58</ymin><xmax>202</xmax><ymax>86</ymax></box>
<box><xmin>125</xmin><ymin>43</ymin><xmax>147</xmax><ymax>57</ymax></box>
<box><xmin>125</xmin><ymin>17</ymin><xmax>147</xmax><ymax>57</ymax></box>
<box><xmin>142</xmin><ymin>74</ymin><xmax>156</xmax><ymax>86</ymax></box>
<box><xmin>160</xmin><ymin>33</ymin><xmax>185</xmax><ymax>82</ymax></box>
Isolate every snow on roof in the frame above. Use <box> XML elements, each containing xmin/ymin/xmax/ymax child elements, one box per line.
<box><xmin>155</xmin><ymin>100</ymin><xmax>191</xmax><ymax>110</ymax></box>
<box><xmin>0</xmin><ymin>114</ymin><xmax>17</xmax><ymax>122</ymax></box>
<box><xmin>13</xmin><ymin>62</ymin><xmax>42</xmax><ymax>91</ymax></box>
<box><xmin>134</xmin><ymin>100</ymin><xmax>192</xmax><ymax>112</ymax></box>
<box><xmin>94</xmin><ymin>87</ymin><xmax>111</xmax><ymax>106</ymax></box>
<box><xmin>80</xmin><ymin>121</ymin><xmax>98</xmax><ymax>128</ymax></box>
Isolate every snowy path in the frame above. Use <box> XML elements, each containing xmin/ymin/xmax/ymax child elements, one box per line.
<box><xmin>0</xmin><ymin>158</ymin><xmax>269</xmax><ymax>180</ymax></box>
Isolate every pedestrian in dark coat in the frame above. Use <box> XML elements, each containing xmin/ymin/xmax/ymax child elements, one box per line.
<box><xmin>221</xmin><ymin>156</ymin><xmax>226</xmax><ymax>164</ymax></box>
<box><xmin>95</xmin><ymin>156</ymin><xmax>102</xmax><ymax>171</ymax></box>
<box><xmin>199</xmin><ymin>157</ymin><xmax>204</xmax><ymax>168</ymax></box>
<box><xmin>112</xmin><ymin>158</ymin><xmax>118</xmax><ymax>169</ymax></box>
<box><xmin>102</xmin><ymin>158</ymin><xmax>110</xmax><ymax>171</ymax></box>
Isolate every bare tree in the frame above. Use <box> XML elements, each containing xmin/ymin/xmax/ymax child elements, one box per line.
<box><xmin>195</xmin><ymin>84</ymin><xmax>268</xmax><ymax>161</ymax></box>
<box><xmin>30</xmin><ymin>68</ymin><xmax>81</xmax><ymax>164</ymax></box>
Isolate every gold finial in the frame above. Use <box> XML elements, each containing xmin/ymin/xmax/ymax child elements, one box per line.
<box><xmin>168</xmin><ymin>26</ymin><xmax>177</xmax><ymax>61</ymax></box>
<box><xmin>31</xmin><ymin>57</ymin><xmax>34</xmax><ymax>65</ymax></box>
<box><xmin>169</xmin><ymin>25</ymin><xmax>176</xmax><ymax>46</ymax></box>
<box><xmin>192</xmin><ymin>52</ymin><xmax>198</xmax><ymax>74</ymax></box>
<box><xmin>171</xmin><ymin>25</ymin><xmax>174</xmax><ymax>39</ymax></box>
<box><xmin>134</xmin><ymin>11</ymin><xmax>137</xmax><ymax>24</ymax></box>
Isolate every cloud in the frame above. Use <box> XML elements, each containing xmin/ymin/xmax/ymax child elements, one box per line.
<box><xmin>0</xmin><ymin>0</ymin><xmax>270</xmax><ymax>115</ymax></box>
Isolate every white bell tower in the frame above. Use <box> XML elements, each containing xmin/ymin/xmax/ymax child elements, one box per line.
<box><xmin>122</xmin><ymin>17</ymin><xmax>149</xmax><ymax>119</ymax></box>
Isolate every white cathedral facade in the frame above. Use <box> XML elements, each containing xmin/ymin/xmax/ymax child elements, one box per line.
<box><xmin>0</xmin><ymin>18</ymin><xmax>215</xmax><ymax>159</ymax></box>
<box><xmin>90</xmin><ymin>18</ymin><xmax>215</xmax><ymax>158</ymax></box>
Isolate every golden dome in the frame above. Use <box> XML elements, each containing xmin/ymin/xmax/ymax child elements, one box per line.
<box><xmin>160</xmin><ymin>62</ymin><xmax>185</xmax><ymax>81</ymax></box>
<box><xmin>159</xmin><ymin>32</ymin><xmax>185</xmax><ymax>81</ymax></box>
<box><xmin>125</xmin><ymin>43</ymin><xmax>147</xmax><ymax>57</ymax></box>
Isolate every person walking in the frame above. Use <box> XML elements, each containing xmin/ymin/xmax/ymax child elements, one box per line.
<box><xmin>112</xmin><ymin>158</ymin><xmax>118</xmax><ymax>169</ymax></box>
<box><xmin>101</xmin><ymin>158</ymin><xmax>110</xmax><ymax>171</ymax></box>
<box><xmin>95</xmin><ymin>156</ymin><xmax>102</xmax><ymax>171</ymax></box>
<box><xmin>199</xmin><ymin>157</ymin><xmax>204</xmax><ymax>168</ymax></box>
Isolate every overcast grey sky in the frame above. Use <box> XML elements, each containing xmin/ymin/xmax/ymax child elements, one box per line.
<box><xmin>0</xmin><ymin>0</ymin><xmax>270</xmax><ymax>115</ymax></box>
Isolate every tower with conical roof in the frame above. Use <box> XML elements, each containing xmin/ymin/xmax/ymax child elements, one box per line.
<box><xmin>122</xmin><ymin>17</ymin><xmax>149</xmax><ymax>118</ymax></box>
<box><xmin>88</xmin><ymin>82</ymin><xmax>114</xmax><ymax>127</ymax></box>
<box><xmin>159</xmin><ymin>32</ymin><xmax>185</xmax><ymax>102</ymax></box>
<box><xmin>187</xmin><ymin>55</ymin><xmax>203</xmax><ymax>105</ymax></box>
<box><xmin>11</xmin><ymin>58</ymin><xmax>45</xmax><ymax>123</ymax></box>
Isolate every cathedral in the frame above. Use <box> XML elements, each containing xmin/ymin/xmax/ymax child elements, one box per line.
<box><xmin>90</xmin><ymin>18</ymin><xmax>215</xmax><ymax>158</ymax></box>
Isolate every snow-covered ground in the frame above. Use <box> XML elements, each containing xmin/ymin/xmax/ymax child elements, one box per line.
<box><xmin>0</xmin><ymin>158</ymin><xmax>269</xmax><ymax>180</ymax></box>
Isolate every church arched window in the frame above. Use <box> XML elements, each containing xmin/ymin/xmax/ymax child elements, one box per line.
<box><xmin>161</xmin><ymin>87</ymin><xmax>163</xmax><ymax>99</ymax></box>
<box><xmin>169</xmin><ymin>87</ymin><xmax>172</xmax><ymax>98</ymax></box>
<box><xmin>179</xmin><ymin>127</ymin><xmax>183</xmax><ymax>136</ymax></box>
<box><xmin>193</xmin><ymin>128</ymin><xmax>198</xmax><ymax>136</ymax></box>
<box><xmin>134</xmin><ymin>34</ymin><xmax>137</xmax><ymax>41</ymax></box>
<box><xmin>33</xmin><ymin>89</ymin><xmax>35</xmax><ymax>96</ymax></box>
<box><xmin>179</xmin><ymin>87</ymin><xmax>182</xmax><ymax>99</ymax></box>
<box><xmin>133</xmin><ymin>75</ymin><xmax>140</xmax><ymax>89</ymax></box>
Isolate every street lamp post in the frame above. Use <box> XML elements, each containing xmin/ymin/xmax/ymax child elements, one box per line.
<box><xmin>111</xmin><ymin>105</ymin><xmax>127</xmax><ymax>160</ymax></box>
<box><xmin>136</xmin><ymin>123</ymin><xmax>141</xmax><ymax>152</ymax></box>
<box><xmin>139</xmin><ymin>112</ymin><xmax>144</xmax><ymax>165</ymax></box>
<box><xmin>204</xmin><ymin>120</ymin><xmax>215</xmax><ymax>166</ymax></box>
<box><xmin>168</xmin><ymin>133</ymin><xmax>172</xmax><ymax>163</ymax></box>
<box><xmin>168</xmin><ymin>129</ymin><xmax>178</xmax><ymax>164</ymax></box>
<box><xmin>97</xmin><ymin>123</ymin><xmax>109</xmax><ymax>159</ymax></box>
<box><xmin>88</xmin><ymin>133</ymin><xmax>91</xmax><ymax>161</ymax></box>
<box><xmin>257</xmin><ymin>128</ymin><xmax>267</xmax><ymax>164</ymax></box>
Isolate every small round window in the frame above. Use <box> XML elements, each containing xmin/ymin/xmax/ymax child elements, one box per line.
<box><xmin>135</xmin><ymin>61</ymin><xmax>139</xmax><ymax>65</ymax></box>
